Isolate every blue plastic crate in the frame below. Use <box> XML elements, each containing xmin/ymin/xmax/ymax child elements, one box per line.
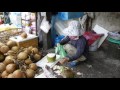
<box><xmin>58</xmin><ymin>12</ymin><xmax>84</xmax><ymax>20</ymax></box>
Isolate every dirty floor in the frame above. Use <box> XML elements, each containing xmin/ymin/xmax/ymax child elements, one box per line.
<box><xmin>44</xmin><ymin>41</ymin><xmax>120</xmax><ymax>78</ymax></box>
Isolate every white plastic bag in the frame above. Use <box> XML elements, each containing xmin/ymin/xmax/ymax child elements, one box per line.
<box><xmin>40</xmin><ymin>17</ymin><xmax>51</xmax><ymax>34</ymax></box>
<box><xmin>9</xmin><ymin>12</ymin><xmax>22</xmax><ymax>28</ymax></box>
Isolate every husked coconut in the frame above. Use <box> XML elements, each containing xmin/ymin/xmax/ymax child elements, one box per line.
<box><xmin>11</xmin><ymin>46</ymin><xmax>19</xmax><ymax>52</ymax></box>
<box><xmin>21</xmin><ymin>32</ymin><xmax>27</xmax><ymax>39</ymax></box>
<box><xmin>6</xmin><ymin>64</ymin><xmax>17</xmax><ymax>73</ymax></box>
<box><xmin>0</xmin><ymin>53</ymin><xmax>5</xmax><ymax>62</ymax></box>
<box><xmin>0</xmin><ymin>63</ymin><xmax>6</xmax><ymax>73</ymax></box>
<box><xmin>17</xmin><ymin>52</ymin><xmax>28</xmax><ymax>60</ymax></box>
<box><xmin>4</xmin><ymin>58</ymin><xmax>14</xmax><ymax>65</ymax></box>
<box><xmin>7</xmin><ymin>73</ymin><xmax>15</xmax><ymax>78</ymax></box>
<box><xmin>1</xmin><ymin>71</ymin><xmax>9</xmax><ymax>78</ymax></box>
<box><xmin>0</xmin><ymin>46</ymin><xmax>9</xmax><ymax>54</ymax></box>
<box><xmin>26</xmin><ymin>69</ymin><xmax>35</xmax><ymax>78</ymax></box>
<box><xmin>7</xmin><ymin>50</ymin><xmax>15</xmax><ymax>55</ymax></box>
<box><xmin>25</xmin><ymin>59</ymin><xmax>32</xmax><ymax>65</ymax></box>
<box><xmin>31</xmin><ymin>48</ymin><xmax>39</xmax><ymax>54</ymax></box>
<box><xmin>13</xmin><ymin>70</ymin><xmax>24</xmax><ymax>78</ymax></box>
<box><xmin>33</xmin><ymin>54</ymin><xmax>41</xmax><ymax>61</ymax></box>
<box><xmin>29</xmin><ymin>63</ymin><xmax>37</xmax><ymax>71</ymax></box>
<box><xmin>7</xmin><ymin>40</ymin><xmax>17</xmax><ymax>48</ymax></box>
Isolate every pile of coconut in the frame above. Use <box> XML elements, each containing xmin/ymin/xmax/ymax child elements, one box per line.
<box><xmin>0</xmin><ymin>40</ymin><xmax>42</xmax><ymax>78</ymax></box>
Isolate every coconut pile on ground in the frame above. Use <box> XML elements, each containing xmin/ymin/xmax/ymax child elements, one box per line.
<box><xmin>0</xmin><ymin>40</ymin><xmax>42</xmax><ymax>78</ymax></box>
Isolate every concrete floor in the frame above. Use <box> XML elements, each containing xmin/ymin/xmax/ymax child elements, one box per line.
<box><xmin>45</xmin><ymin>40</ymin><xmax>120</xmax><ymax>78</ymax></box>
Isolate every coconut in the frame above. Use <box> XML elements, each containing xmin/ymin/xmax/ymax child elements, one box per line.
<box><xmin>33</xmin><ymin>54</ymin><xmax>41</xmax><ymax>61</ymax></box>
<box><xmin>13</xmin><ymin>69</ymin><xmax>24</xmax><ymax>78</ymax></box>
<box><xmin>0</xmin><ymin>46</ymin><xmax>10</xmax><ymax>54</ymax></box>
<box><xmin>29</xmin><ymin>63</ymin><xmax>37</xmax><ymax>71</ymax></box>
<box><xmin>61</xmin><ymin>69</ymin><xmax>74</xmax><ymax>78</ymax></box>
<box><xmin>5</xmin><ymin>55</ymin><xmax>14</xmax><ymax>61</ymax></box>
<box><xmin>25</xmin><ymin>59</ymin><xmax>32</xmax><ymax>65</ymax></box>
<box><xmin>4</xmin><ymin>58</ymin><xmax>14</xmax><ymax>65</ymax></box>
<box><xmin>11</xmin><ymin>46</ymin><xmax>19</xmax><ymax>52</ymax></box>
<box><xmin>0</xmin><ymin>53</ymin><xmax>5</xmax><ymax>62</ymax></box>
<box><xmin>0</xmin><ymin>42</ymin><xmax>5</xmax><ymax>48</ymax></box>
<box><xmin>21</xmin><ymin>32</ymin><xmax>27</xmax><ymax>39</ymax></box>
<box><xmin>6</xmin><ymin>64</ymin><xmax>17</xmax><ymax>73</ymax></box>
<box><xmin>7</xmin><ymin>40</ymin><xmax>17</xmax><ymax>48</ymax></box>
<box><xmin>25</xmin><ymin>69</ymin><xmax>35</xmax><ymax>78</ymax></box>
<box><xmin>7</xmin><ymin>73</ymin><xmax>15</xmax><ymax>78</ymax></box>
<box><xmin>31</xmin><ymin>48</ymin><xmax>39</xmax><ymax>54</ymax></box>
<box><xmin>7</xmin><ymin>50</ymin><xmax>15</xmax><ymax>56</ymax></box>
<box><xmin>0</xmin><ymin>63</ymin><xmax>6</xmax><ymax>73</ymax></box>
<box><xmin>24</xmin><ymin>49</ymin><xmax>31</xmax><ymax>55</ymax></box>
<box><xmin>17</xmin><ymin>52</ymin><xmax>28</xmax><ymax>60</ymax></box>
<box><xmin>47</xmin><ymin>53</ymin><xmax>56</xmax><ymax>62</ymax></box>
<box><xmin>28</xmin><ymin>46</ymin><xmax>33</xmax><ymax>51</ymax></box>
<box><xmin>1</xmin><ymin>71</ymin><xmax>9</xmax><ymax>78</ymax></box>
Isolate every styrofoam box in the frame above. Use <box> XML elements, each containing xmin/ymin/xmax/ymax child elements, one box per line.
<box><xmin>9</xmin><ymin>34</ymin><xmax>38</xmax><ymax>48</ymax></box>
<box><xmin>10</xmin><ymin>34</ymin><xmax>38</xmax><ymax>42</ymax></box>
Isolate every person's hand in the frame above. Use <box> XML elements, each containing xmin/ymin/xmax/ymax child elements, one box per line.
<box><xmin>59</xmin><ymin>57</ymin><xmax>69</xmax><ymax>64</ymax></box>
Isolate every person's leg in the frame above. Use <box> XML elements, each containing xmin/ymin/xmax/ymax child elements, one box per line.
<box><xmin>68</xmin><ymin>55</ymin><xmax>87</xmax><ymax>67</ymax></box>
<box><xmin>63</xmin><ymin>44</ymin><xmax>87</xmax><ymax>67</ymax></box>
<box><xmin>63</xmin><ymin>44</ymin><xmax>77</xmax><ymax>56</ymax></box>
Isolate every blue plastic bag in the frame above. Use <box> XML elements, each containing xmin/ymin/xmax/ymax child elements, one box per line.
<box><xmin>55</xmin><ymin>35</ymin><xmax>65</xmax><ymax>45</ymax></box>
<box><xmin>58</xmin><ymin>12</ymin><xmax>84</xmax><ymax>20</ymax></box>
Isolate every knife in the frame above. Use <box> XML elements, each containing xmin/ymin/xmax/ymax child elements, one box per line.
<box><xmin>50</xmin><ymin>58</ymin><xmax>62</xmax><ymax>68</ymax></box>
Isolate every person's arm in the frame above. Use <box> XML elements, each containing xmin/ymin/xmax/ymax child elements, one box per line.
<box><xmin>66</xmin><ymin>39</ymin><xmax>86</xmax><ymax>61</ymax></box>
<box><xmin>59</xmin><ymin>36</ymin><xmax>70</xmax><ymax>45</ymax></box>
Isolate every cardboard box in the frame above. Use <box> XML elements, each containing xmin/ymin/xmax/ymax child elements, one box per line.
<box><xmin>9</xmin><ymin>34</ymin><xmax>38</xmax><ymax>48</ymax></box>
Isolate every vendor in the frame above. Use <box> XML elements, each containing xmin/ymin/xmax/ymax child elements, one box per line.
<box><xmin>58</xmin><ymin>20</ymin><xmax>89</xmax><ymax>67</ymax></box>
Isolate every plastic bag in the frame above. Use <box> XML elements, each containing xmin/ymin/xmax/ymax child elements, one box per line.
<box><xmin>40</xmin><ymin>16</ymin><xmax>51</xmax><ymax>34</ymax></box>
<box><xmin>9</xmin><ymin>12</ymin><xmax>22</xmax><ymax>28</ymax></box>
<box><xmin>55</xmin><ymin>44</ymin><xmax>67</xmax><ymax>58</ymax></box>
<box><xmin>83</xmin><ymin>31</ymin><xmax>103</xmax><ymax>46</ymax></box>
